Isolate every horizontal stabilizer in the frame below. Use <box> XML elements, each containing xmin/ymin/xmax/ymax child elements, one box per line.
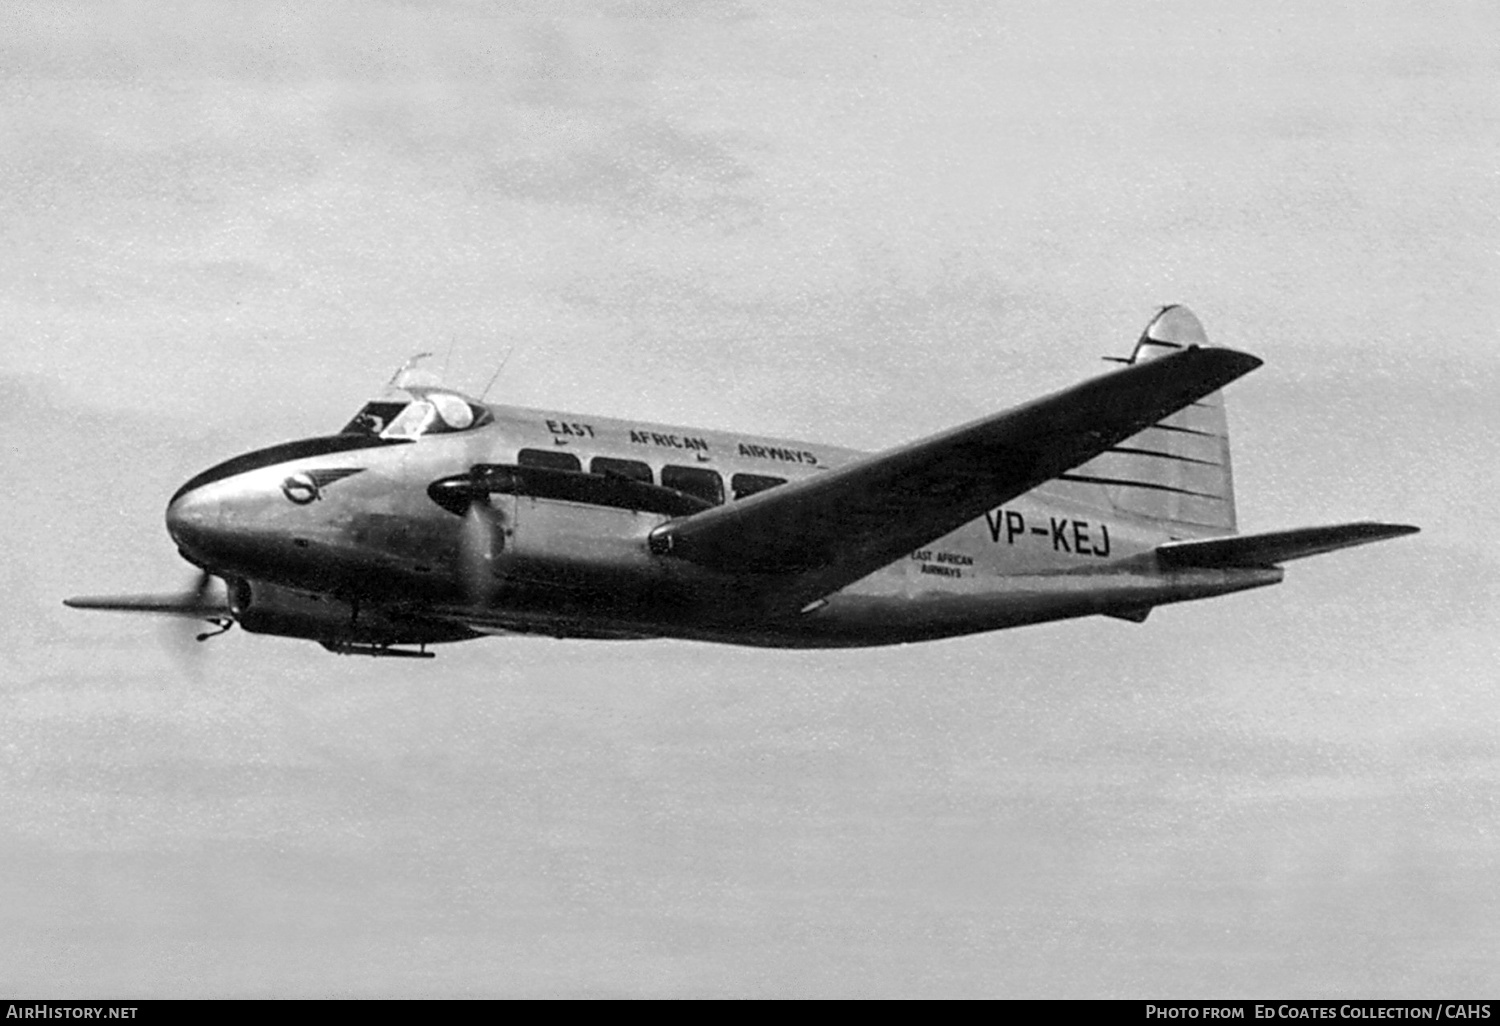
<box><xmin>63</xmin><ymin>594</ymin><xmax>228</xmax><ymax>617</ymax></box>
<box><xmin>1155</xmin><ymin>522</ymin><xmax>1419</xmax><ymax>570</ymax></box>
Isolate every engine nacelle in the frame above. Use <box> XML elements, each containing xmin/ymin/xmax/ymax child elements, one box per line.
<box><xmin>228</xmin><ymin>578</ymin><xmax>476</xmax><ymax>646</ymax></box>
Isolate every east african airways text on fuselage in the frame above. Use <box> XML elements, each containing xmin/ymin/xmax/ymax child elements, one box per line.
<box><xmin>541</xmin><ymin>414</ymin><xmax>821</xmax><ymax>468</ymax></box>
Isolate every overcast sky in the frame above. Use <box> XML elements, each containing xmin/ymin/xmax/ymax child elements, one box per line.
<box><xmin>2</xmin><ymin>0</ymin><xmax>1496</xmax><ymax>997</ymax></box>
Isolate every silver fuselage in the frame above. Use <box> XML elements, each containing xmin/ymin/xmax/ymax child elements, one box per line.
<box><xmin>164</xmin><ymin>400</ymin><xmax>1279</xmax><ymax>649</ymax></box>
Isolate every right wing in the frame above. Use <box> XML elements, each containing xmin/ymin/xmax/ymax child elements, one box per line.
<box><xmin>655</xmin><ymin>344</ymin><xmax>1263</xmax><ymax>610</ymax></box>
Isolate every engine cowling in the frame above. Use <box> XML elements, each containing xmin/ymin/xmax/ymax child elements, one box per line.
<box><xmin>228</xmin><ymin>578</ymin><xmax>476</xmax><ymax>646</ymax></box>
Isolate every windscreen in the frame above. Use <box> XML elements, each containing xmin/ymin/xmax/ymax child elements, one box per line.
<box><xmin>342</xmin><ymin>392</ymin><xmax>492</xmax><ymax>439</ymax></box>
<box><xmin>341</xmin><ymin>400</ymin><xmax>410</xmax><ymax>436</ymax></box>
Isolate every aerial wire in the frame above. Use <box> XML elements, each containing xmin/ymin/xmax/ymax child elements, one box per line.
<box><xmin>442</xmin><ymin>332</ymin><xmax>457</xmax><ymax>382</ymax></box>
<box><xmin>479</xmin><ymin>341</ymin><xmax>520</xmax><ymax>402</ymax></box>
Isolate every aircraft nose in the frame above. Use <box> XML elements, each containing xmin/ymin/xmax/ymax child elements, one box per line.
<box><xmin>164</xmin><ymin>437</ymin><xmax>390</xmax><ymax>589</ymax></box>
<box><xmin>165</xmin><ymin>484</ymin><xmax>223</xmax><ymax>566</ymax></box>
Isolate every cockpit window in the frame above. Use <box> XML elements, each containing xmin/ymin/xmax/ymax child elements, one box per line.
<box><xmin>382</xmin><ymin>400</ymin><xmax>441</xmax><ymax>439</ymax></box>
<box><xmin>430</xmin><ymin>392</ymin><xmax>475</xmax><ymax>430</ymax></box>
<box><xmin>342</xmin><ymin>392</ymin><xmax>492</xmax><ymax>439</ymax></box>
<box><xmin>341</xmin><ymin>401</ymin><xmax>409</xmax><ymax>436</ymax></box>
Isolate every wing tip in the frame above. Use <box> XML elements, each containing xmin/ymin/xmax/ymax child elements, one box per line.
<box><xmin>1205</xmin><ymin>345</ymin><xmax>1263</xmax><ymax>377</ymax></box>
<box><xmin>1151</xmin><ymin>344</ymin><xmax>1260</xmax><ymax>391</ymax></box>
<box><xmin>1362</xmin><ymin>522</ymin><xmax>1421</xmax><ymax>540</ymax></box>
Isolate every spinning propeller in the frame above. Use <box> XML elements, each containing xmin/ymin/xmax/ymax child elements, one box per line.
<box><xmin>62</xmin><ymin>568</ymin><xmax>232</xmax><ymax>675</ymax></box>
<box><xmin>459</xmin><ymin>495</ymin><xmax>503</xmax><ymax>607</ymax></box>
<box><xmin>428</xmin><ymin>468</ymin><xmax>506</xmax><ymax>608</ymax></box>
<box><xmin>158</xmin><ymin>569</ymin><xmax>232</xmax><ymax>671</ymax></box>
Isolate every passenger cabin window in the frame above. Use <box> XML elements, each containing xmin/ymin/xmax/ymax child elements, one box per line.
<box><xmin>590</xmin><ymin>457</ymin><xmax>653</xmax><ymax>484</ymax></box>
<box><xmin>517</xmin><ymin>448</ymin><xmax>582</xmax><ymax>472</ymax></box>
<box><xmin>731</xmin><ymin>473</ymin><xmax>787</xmax><ymax>500</ymax></box>
<box><xmin>661</xmin><ymin>465</ymin><xmax>724</xmax><ymax>506</ymax></box>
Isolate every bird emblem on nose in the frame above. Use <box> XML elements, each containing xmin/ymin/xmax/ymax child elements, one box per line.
<box><xmin>280</xmin><ymin>467</ymin><xmax>366</xmax><ymax>505</ymax></box>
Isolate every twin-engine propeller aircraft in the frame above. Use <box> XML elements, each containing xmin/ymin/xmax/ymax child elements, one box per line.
<box><xmin>66</xmin><ymin>306</ymin><xmax>1417</xmax><ymax>658</ymax></box>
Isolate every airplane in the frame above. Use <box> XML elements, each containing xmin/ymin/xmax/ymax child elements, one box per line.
<box><xmin>65</xmin><ymin>306</ymin><xmax>1418</xmax><ymax>658</ymax></box>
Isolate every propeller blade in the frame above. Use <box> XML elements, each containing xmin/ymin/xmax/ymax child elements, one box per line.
<box><xmin>459</xmin><ymin>495</ymin><xmax>500</xmax><ymax>608</ymax></box>
<box><xmin>192</xmin><ymin>567</ymin><xmax>215</xmax><ymax>604</ymax></box>
<box><xmin>160</xmin><ymin>570</ymin><xmax>228</xmax><ymax>675</ymax></box>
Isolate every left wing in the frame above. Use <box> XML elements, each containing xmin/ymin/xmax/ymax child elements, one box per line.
<box><xmin>654</xmin><ymin>344</ymin><xmax>1262</xmax><ymax>610</ymax></box>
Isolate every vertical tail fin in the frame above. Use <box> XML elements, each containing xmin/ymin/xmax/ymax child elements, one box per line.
<box><xmin>1056</xmin><ymin>306</ymin><xmax>1238</xmax><ymax>537</ymax></box>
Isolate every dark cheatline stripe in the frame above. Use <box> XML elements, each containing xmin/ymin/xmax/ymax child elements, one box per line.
<box><xmin>1055</xmin><ymin>473</ymin><xmax>1224</xmax><ymax>500</ymax></box>
<box><xmin>1106</xmin><ymin>445</ymin><xmax>1221</xmax><ymax>467</ymax></box>
<box><xmin>1140</xmin><ymin>422</ymin><xmax>1220</xmax><ymax>438</ymax></box>
<box><xmin>428</xmin><ymin>463</ymin><xmax>715</xmax><ymax>519</ymax></box>
<box><xmin>170</xmin><ymin>435</ymin><xmax>410</xmax><ymax>504</ymax></box>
